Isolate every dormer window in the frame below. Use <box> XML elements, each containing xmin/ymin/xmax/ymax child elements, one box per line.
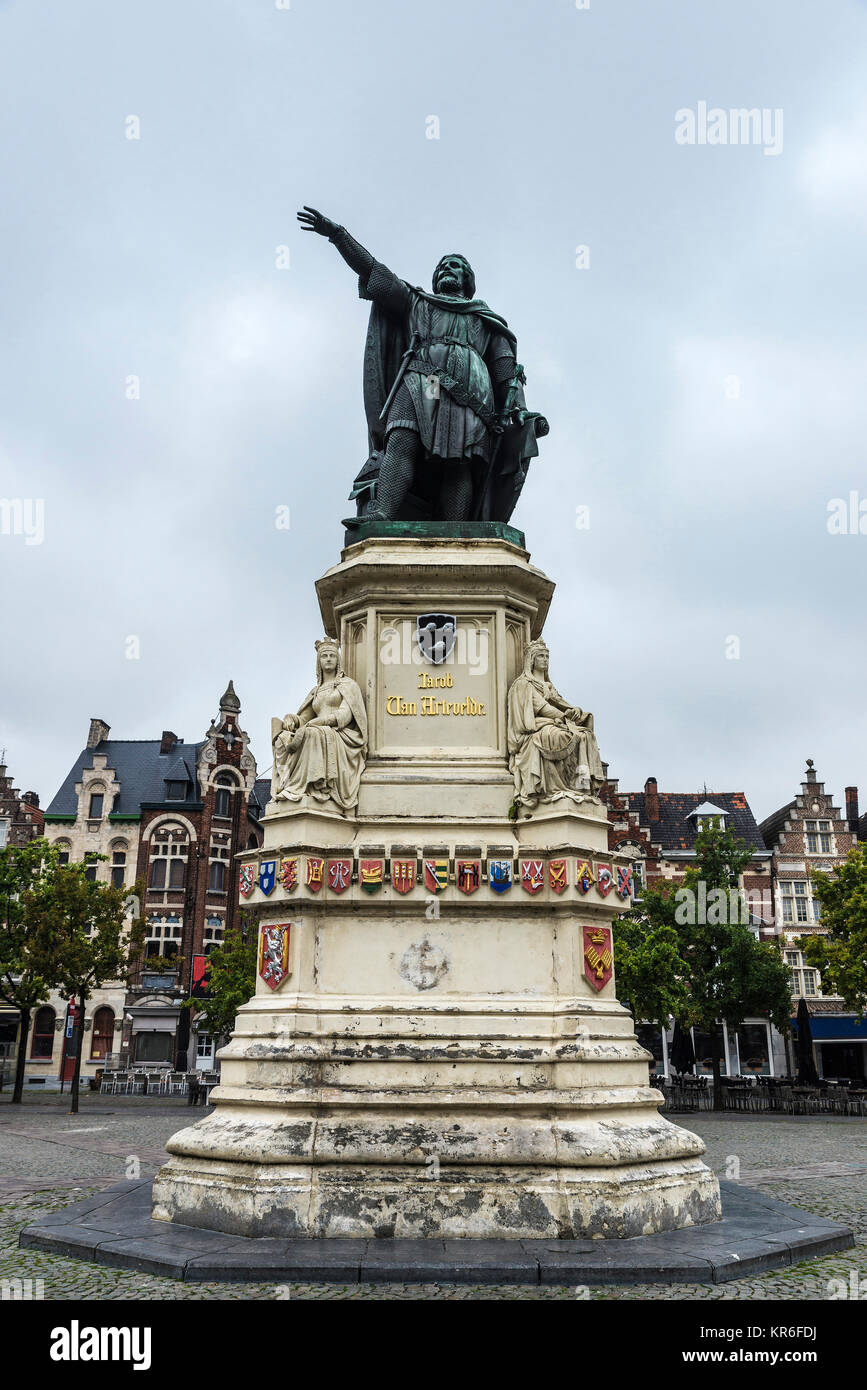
<box><xmin>166</xmin><ymin>781</ymin><xmax>187</xmax><ymax>801</ymax></box>
<box><xmin>688</xmin><ymin>800</ymin><xmax>728</xmax><ymax>834</ymax></box>
<box><xmin>89</xmin><ymin>792</ymin><xmax>104</xmax><ymax>819</ymax></box>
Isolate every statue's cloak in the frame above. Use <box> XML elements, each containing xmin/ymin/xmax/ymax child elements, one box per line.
<box><xmin>353</xmin><ymin>276</ymin><xmax>546</xmax><ymax>522</ymax></box>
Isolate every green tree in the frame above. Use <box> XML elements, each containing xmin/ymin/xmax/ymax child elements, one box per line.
<box><xmin>803</xmin><ymin>847</ymin><xmax>867</xmax><ymax>1013</ymax></box>
<box><xmin>29</xmin><ymin>859</ymin><xmax>145</xmax><ymax>1114</ymax></box>
<box><xmin>613</xmin><ymin>891</ymin><xmax>690</xmax><ymax>1031</ymax></box>
<box><xmin>184</xmin><ymin>920</ymin><xmax>257</xmax><ymax>1051</ymax></box>
<box><xmin>616</xmin><ymin>825</ymin><xmax>793</xmax><ymax>1109</ymax></box>
<box><xmin>0</xmin><ymin>840</ymin><xmax>58</xmax><ymax>1103</ymax></box>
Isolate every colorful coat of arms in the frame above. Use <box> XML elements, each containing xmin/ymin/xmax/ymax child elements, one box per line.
<box><xmin>423</xmin><ymin>858</ymin><xmax>449</xmax><ymax>893</ymax></box>
<box><xmin>239</xmin><ymin>863</ymin><xmax>255</xmax><ymax>898</ymax></box>
<box><xmin>549</xmin><ymin>859</ymin><xmax>568</xmax><ymax>894</ymax></box>
<box><xmin>520</xmin><ymin>858</ymin><xmax>544</xmax><ymax>895</ymax></box>
<box><xmin>306</xmin><ymin>856</ymin><xmax>324</xmax><ymax>893</ymax></box>
<box><xmin>328</xmin><ymin>859</ymin><xmax>352</xmax><ymax>893</ymax></box>
<box><xmin>391</xmin><ymin>859</ymin><xmax>416</xmax><ymax>894</ymax></box>
<box><xmin>596</xmin><ymin>863</ymin><xmax>614</xmax><ymax>897</ymax></box>
<box><xmin>259</xmin><ymin>860</ymin><xmax>276</xmax><ymax>896</ymax></box>
<box><xmin>616</xmin><ymin>865</ymin><xmax>633</xmax><ymax>900</ymax></box>
<box><xmin>259</xmin><ymin>923</ymin><xmax>291</xmax><ymax>991</ymax></box>
<box><xmin>277</xmin><ymin>857</ymin><xmax>298</xmax><ymax>892</ymax></box>
<box><xmin>583</xmin><ymin>925</ymin><xmax>613</xmax><ymax>991</ymax></box>
<box><xmin>489</xmin><ymin>859</ymin><xmax>512</xmax><ymax>894</ymax></box>
<box><xmin>360</xmin><ymin>859</ymin><xmax>383</xmax><ymax>893</ymax></box>
<box><xmin>576</xmin><ymin>860</ymin><xmax>595</xmax><ymax>894</ymax></box>
<box><xmin>456</xmin><ymin>860</ymin><xmax>480</xmax><ymax>894</ymax></box>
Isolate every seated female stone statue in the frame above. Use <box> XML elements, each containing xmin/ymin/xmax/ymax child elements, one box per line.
<box><xmin>271</xmin><ymin>639</ymin><xmax>367</xmax><ymax>813</ymax></box>
<box><xmin>507</xmin><ymin>639</ymin><xmax>604</xmax><ymax>811</ymax></box>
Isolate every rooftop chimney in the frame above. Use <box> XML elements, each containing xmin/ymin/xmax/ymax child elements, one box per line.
<box><xmin>87</xmin><ymin>718</ymin><xmax>110</xmax><ymax>749</ymax></box>
<box><xmin>645</xmin><ymin>776</ymin><xmax>660</xmax><ymax>822</ymax></box>
<box><xmin>845</xmin><ymin>786</ymin><xmax>860</xmax><ymax>835</ymax></box>
<box><xmin>160</xmin><ymin>730</ymin><xmax>180</xmax><ymax>755</ymax></box>
<box><xmin>22</xmin><ymin>791</ymin><xmax>39</xmax><ymax>808</ymax></box>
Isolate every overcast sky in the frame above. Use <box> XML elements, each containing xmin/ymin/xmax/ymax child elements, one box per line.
<box><xmin>1</xmin><ymin>0</ymin><xmax>866</xmax><ymax>823</ymax></box>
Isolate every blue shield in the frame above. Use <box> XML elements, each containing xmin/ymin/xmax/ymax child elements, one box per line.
<box><xmin>259</xmin><ymin>859</ymin><xmax>276</xmax><ymax>896</ymax></box>
<box><xmin>489</xmin><ymin>859</ymin><xmax>512</xmax><ymax>894</ymax></box>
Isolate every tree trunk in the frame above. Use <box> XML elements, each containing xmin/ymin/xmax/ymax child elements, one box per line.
<box><xmin>69</xmin><ymin>992</ymin><xmax>86</xmax><ymax>1115</ymax></box>
<box><xmin>711</xmin><ymin>1047</ymin><xmax>724</xmax><ymax>1112</ymax></box>
<box><xmin>11</xmin><ymin>1007</ymin><xmax>30</xmax><ymax>1104</ymax></box>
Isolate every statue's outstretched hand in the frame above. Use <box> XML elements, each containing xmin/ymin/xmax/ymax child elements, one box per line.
<box><xmin>297</xmin><ymin>206</ymin><xmax>339</xmax><ymax>238</ymax></box>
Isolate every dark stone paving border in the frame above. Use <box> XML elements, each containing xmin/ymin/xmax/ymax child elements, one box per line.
<box><xmin>18</xmin><ymin>1179</ymin><xmax>854</xmax><ymax>1286</ymax></box>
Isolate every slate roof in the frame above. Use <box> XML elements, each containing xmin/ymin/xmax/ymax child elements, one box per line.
<box><xmin>623</xmin><ymin>790</ymin><xmax>768</xmax><ymax>854</ymax></box>
<box><xmin>46</xmin><ymin>740</ymin><xmax>205</xmax><ymax>817</ymax></box>
<box><xmin>250</xmin><ymin>778</ymin><xmax>271</xmax><ymax>820</ymax></box>
<box><xmin>759</xmin><ymin>799</ymin><xmax>797</xmax><ymax>851</ymax></box>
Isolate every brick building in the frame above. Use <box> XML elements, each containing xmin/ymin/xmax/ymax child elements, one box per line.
<box><xmin>760</xmin><ymin>761</ymin><xmax>865</xmax><ymax>1082</ymax></box>
<box><xmin>604</xmin><ymin>774</ymin><xmax>784</xmax><ymax>1078</ymax></box>
<box><xmin>17</xmin><ymin>682</ymin><xmax>267</xmax><ymax>1090</ymax></box>
<box><xmin>0</xmin><ymin>759</ymin><xmax>43</xmax><ymax>848</ymax></box>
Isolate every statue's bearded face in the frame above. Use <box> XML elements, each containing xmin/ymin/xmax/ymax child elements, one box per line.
<box><xmin>433</xmin><ymin>254</ymin><xmax>474</xmax><ymax>299</ymax></box>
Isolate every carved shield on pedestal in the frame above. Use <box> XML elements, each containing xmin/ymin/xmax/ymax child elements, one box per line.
<box><xmin>520</xmin><ymin>859</ymin><xmax>544</xmax><ymax>895</ymax></box>
<box><xmin>595</xmin><ymin>863</ymin><xmax>614</xmax><ymax>897</ymax></box>
<box><xmin>416</xmin><ymin>613</ymin><xmax>457</xmax><ymax>665</ymax></box>
<box><xmin>239</xmin><ymin>864</ymin><xmax>255</xmax><ymax>899</ymax></box>
<box><xmin>259</xmin><ymin>924</ymin><xmax>291</xmax><ymax>991</ymax></box>
<box><xmin>391</xmin><ymin>859</ymin><xmax>416</xmax><ymax>894</ymax></box>
<box><xmin>328</xmin><ymin>859</ymin><xmax>352</xmax><ymax>893</ymax></box>
<box><xmin>583</xmin><ymin>926</ymin><xmax>613</xmax><ymax>992</ymax></box>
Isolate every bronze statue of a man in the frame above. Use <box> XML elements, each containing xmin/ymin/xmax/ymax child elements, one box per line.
<box><xmin>298</xmin><ymin>207</ymin><xmax>548</xmax><ymax>525</ymax></box>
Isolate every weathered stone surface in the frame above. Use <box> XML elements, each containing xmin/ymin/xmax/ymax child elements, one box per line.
<box><xmin>153</xmin><ymin>538</ymin><xmax>721</xmax><ymax>1240</ymax></box>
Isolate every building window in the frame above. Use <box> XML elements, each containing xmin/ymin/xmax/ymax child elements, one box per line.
<box><xmin>214</xmin><ymin>773</ymin><xmax>233</xmax><ymax>818</ymax></box>
<box><xmin>166</xmin><ymin>781</ymin><xmax>187</xmax><ymax>801</ymax></box>
<box><xmin>111</xmin><ymin>847</ymin><xmax>126</xmax><ymax>888</ymax></box>
<box><xmin>150</xmin><ymin>858</ymin><xmax>166</xmax><ymax>889</ymax></box>
<box><xmin>84</xmin><ymin>852</ymin><xmax>98</xmax><ymax>883</ymax></box>
<box><xmin>168</xmin><ymin>857</ymin><xmax>185</xmax><ymax>889</ymax></box>
<box><xmin>209</xmin><ymin>861</ymin><xmax>226</xmax><ymax>893</ymax></box>
<box><xmin>90</xmin><ymin>1007</ymin><xmax>114</xmax><ymax>1059</ymax></box>
<box><xmin>89</xmin><ymin>793</ymin><xmax>104</xmax><ymax>819</ymax></box>
<box><xmin>31</xmin><ymin>1007</ymin><xmax>55</xmax><ymax>1058</ymax></box>
<box><xmin>0</xmin><ymin>820</ymin><xmax>8</xmax><ymax>848</ymax></box>
<box><xmin>805</xmin><ymin>820</ymin><xmax>832</xmax><ymax>854</ymax></box>
<box><xmin>145</xmin><ymin>918</ymin><xmax>183</xmax><ymax>959</ymax></box>
<box><xmin>779</xmin><ymin>881</ymin><xmax>810</xmax><ymax>924</ymax></box>
<box><xmin>56</xmin><ymin>840</ymin><xmax>71</xmax><ymax>866</ymax></box>
<box><xmin>785</xmin><ymin>949</ymin><xmax>820</xmax><ymax>998</ymax></box>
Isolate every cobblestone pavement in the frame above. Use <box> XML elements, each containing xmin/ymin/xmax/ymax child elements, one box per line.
<box><xmin>1</xmin><ymin>1095</ymin><xmax>865</xmax><ymax>1300</ymax></box>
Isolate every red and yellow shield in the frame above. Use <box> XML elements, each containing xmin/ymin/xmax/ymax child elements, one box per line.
<box><xmin>576</xmin><ymin>860</ymin><xmax>595</xmax><ymax>894</ymax></box>
<box><xmin>259</xmin><ymin>923</ymin><xmax>291</xmax><ymax>991</ymax></box>
<box><xmin>306</xmin><ymin>856</ymin><xmax>324</xmax><ymax>892</ymax></box>
<box><xmin>583</xmin><ymin>926</ymin><xmax>613</xmax><ymax>991</ymax></box>
<box><xmin>391</xmin><ymin>859</ymin><xmax>416</xmax><ymax>894</ymax></box>
<box><xmin>456</xmin><ymin>860</ymin><xmax>480</xmax><ymax>894</ymax></box>
<box><xmin>277</xmin><ymin>857</ymin><xmax>298</xmax><ymax>892</ymax></box>
<box><xmin>423</xmin><ymin>858</ymin><xmax>449</xmax><ymax>893</ymax></box>
<box><xmin>549</xmin><ymin>859</ymin><xmax>568</xmax><ymax>894</ymax></box>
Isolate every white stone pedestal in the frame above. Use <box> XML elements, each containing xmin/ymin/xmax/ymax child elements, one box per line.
<box><xmin>153</xmin><ymin>536</ymin><xmax>721</xmax><ymax>1239</ymax></box>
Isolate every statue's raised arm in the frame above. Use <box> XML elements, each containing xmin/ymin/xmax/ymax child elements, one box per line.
<box><xmin>297</xmin><ymin>205</ymin><xmax>548</xmax><ymax>529</ymax></box>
